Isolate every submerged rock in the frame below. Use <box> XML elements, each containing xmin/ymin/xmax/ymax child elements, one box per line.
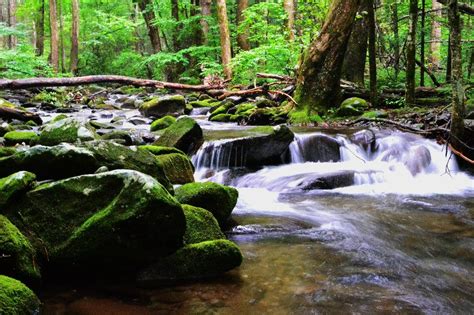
<box><xmin>4</xmin><ymin>170</ymin><xmax>185</xmax><ymax>272</ymax></box>
<box><xmin>0</xmin><ymin>215</ymin><xmax>40</xmax><ymax>283</ymax></box>
<box><xmin>139</xmin><ymin>95</ymin><xmax>186</xmax><ymax>118</ymax></box>
<box><xmin>297</xmin><ymin>171</ymin><xmax>355</xmax><ymax>190</ymax></box>
<box><xmin>175</xmin><ymin>182</ymin><xmax>238</xmax><ymax>226</ymax></box>
<box><xmin>137</xmin><ymin>239</ymin><xmax>242</xmax><ymax>283</ymax></box>
<box><xmin>0</xmin><ymin>275</ymin><xmax>40</xmax><ymax>315</ymax></box>
<box><xmin>153</xmin><ymin>116</ymin><xmax>203</xmax><ymax>155</ymax></box>
<box><xmin>38</xmin><ymin>117</ymin><xmax>98</xmax><ymax>146</ymax></box>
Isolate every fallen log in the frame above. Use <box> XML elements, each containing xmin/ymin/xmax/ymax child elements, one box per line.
<box><xmin>0</xmin><ymin>106</ymin><xmax>43</xmax><ymax>125</ymax></box>
<box><xmin>0</xmin><ymin>75</ymin><xmax>224</xmax><ymax>91</ymax></box>
<box><xmin>436</xmin><ymin>0</ymin><xmax>474</xmax><ymax>16</ymax></box>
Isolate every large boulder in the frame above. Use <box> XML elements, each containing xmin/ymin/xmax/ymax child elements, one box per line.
<box><xmin>0</xmin><ymin>275</ymin><xmax>40</xmax><ymax>315</ymax></box>
<box><xmin>153</xmin><ymin>117</ymin><xmax>203</xmax><ymax>155</ymax></box>
<box><xmin>0</xmin><ymin>141</ymin><xmax>173</xmax><ymax>192</ymax></box>
<box><xmin>139</xmin><ymin>95</ymin><xmax>186</xmax><ymax>118</ymax></box>
<box><xmin>137</xmin><ymin>239</ymin><xmax>242</xmax><ymax>284</ymax></box>
<box><xmin>195</xmin><ymin>125</ymin><xmax>294</xmax><ymax>168</ymax></box>
<box><xmin>3</xmin><ymin>131</ymin><xmax>39</xmax><ymax>146</ymax></box>
<box><xmin>38</xmin><ymin>117</ymin><xmax>98</xmax><ymax>146</ymax></box>
<box><xmin>4</xmin><ymin>170</ymin><xmax>185</xmax><ymax>272</ymax></box>
<box><xmin>150</xmin><ymin>115</ymin><xmax>176</xmax><ymax>132</ymax></box>
<box><xmin>0</xmin><ymin>215</ymin><xmax>40</xmax><ymax>284</ymax></box>
<box><xmin>175</xmin><ymin>182</ymin><xmax>238</xmax><ymax>226</ymax></box>
<box><xmin>291</xmin><ymin>133</ymin><xmax>341</xmax><ymax>163</ymax></box>
<box><xmin>0</xmin><ymin>171</ymin><xmax>36</xmax><ymax>208</ymax></box>
<box><xmin>336</xmin><ymin>97</ymin><xmax>369</xmax><ymax>117</ymax></box>
<box><xmin>155</xmin><ymin>153</ymin><xmax>195</xmax><ymax>185</ymax></box>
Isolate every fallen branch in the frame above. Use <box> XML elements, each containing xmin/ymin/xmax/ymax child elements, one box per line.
<box><xmin>449</xmin><ymin>143</ymin><xmax>474</xmax><ymax>164</ymax></box>
<box><xmin>415</xmin><ymin>59</ymin><xmax>441</xmax><ymax>87</ymax></box>
<box><xmin>0</xmin><ymin>106</ymin><xmax>43</xmax><ymax>125</ymax></box>
<box><xmin>256</xmin><ymin>73</ymin><xmax>294</xmax><ymax>82</ymax></box>
<box><xmin>0</xmin><ymin>75</ymin><xmax>224</xmax><ymax>91</ymax></box>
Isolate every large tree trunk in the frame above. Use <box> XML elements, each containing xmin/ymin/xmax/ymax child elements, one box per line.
<box><xmin>237</xmin><ymin>0</ymin><xmax>250</xmax><ymax>50</ymax></box>
<box><xmin>7</xmin><ymin>0</ymin><xmax>17</xmax><ymax>49</ymax></box>
<box><xmin>430</xmin><ymin>0</ymin><xmax>443</xmax><ymax>70</ymax></box>
<box><xmin>367</xmin><ymin>0</ymin><xmax>377</xmax><ymax>106</ymax></box>
<box><xmin>59</xmin><ymin>0</ymin><xmax>66</xmax><ymax>72</ymax></box>
<box><xmin>341</xmin><ymin>1</ymin><xmax>369</xmax><ymax>87</ymax></box>
<box><xmin>420</xmin><ymin>0</ymin><xmax>426</xmax><ymax>86</ymax></box>
<box><xmin>217</xmin><ymin>0</ymin><xmax>232</xmax><ymax>79</ymax></box>
<box><xmin>70</xmin><ymin>0</ymin><xmax>80</xmax><ymax>74</ymax></box>
<box><xmin>137</xmin><ymin>0</ymin><xmax>162</xmax><ymax>53</ymax></box>
<box><xmin>405</xmin><ymin>0</ymin><xmax>418</xmax><ymax>107</ymax></box>
<box><xmin>200</xmin><ymin>0</ymin><xmax>212</xmax><ymax>44</ymax></box>
<box><xmin>391</xmin><ymin>0</ymin><xmax>400</xmax><ymax>79</ymax></box>
<box><xmin>0</xmin><ymin>1</ymin><xmax>5</xmax><ymax>48</ymax></box>
<box><xmin>294</xmin><ymin>0</ymin><xmax>361</xmax><ymax>114</ymax></box>
<box><xmin>35</xmin><ymin>0</ymin><xmax>45</xmax><ymax>56</ymax></box>
<box><xmin>448</xmin><ymin>0</ymin><xmax>465</xmax><ymax>150</ymax></box>
<box><xmin>49</xmin><ymin>0</ymin><xmax>59</xmax><ymax>72</ymax></box>
<box><xmin>284</xmin><ymin>0</ymin><xmax>295</xmax><ymax>41</ymax></box>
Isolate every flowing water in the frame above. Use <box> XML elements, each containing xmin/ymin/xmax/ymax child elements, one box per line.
<box><xmin>39</xmin><ymin>110</ymin><xmax>474</xmax><ymax>314</ymax></box>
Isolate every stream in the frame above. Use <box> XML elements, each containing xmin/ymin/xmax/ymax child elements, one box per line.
<box><xmin>30</xmin><ymin>102</ymin><xmax>474</xmax><ymax>314</ymax></box>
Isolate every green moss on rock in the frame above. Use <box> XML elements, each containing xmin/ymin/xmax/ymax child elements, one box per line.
<box><xmin>155</xmin><ymin>153</ymin><xmax>195</xmax><ymax>185</ymax></box>
<box><xmin>150</xmin><ymin>115</ymin><xmax>176</xmax><ymax>132</ymax></box>
<box><xmin>0</xmin><ymin>171</ymin><xmax>36</xmax><ymax>208</ymax></box>
<box><xmin>5</xmin><ymin>170</ymin><xmax>185</xmax><ymax>271</ymax></box>
<box><xmin>137</xmin><ymin>239</ymin><xmax>242</xmax><ymax>283</ymax></box>
<box><xmin>153</xmin><ymin>117</ymin><xmax>203</xmax><ymax>155</ymax></box>
<box><xmin>138</xmin><ymin>145</ymin><xmax>185</xmax><ymax>156</ymax></box>
<box><xmin>175</xmin><ymin>182</ymin><xmax>238</xmax><ymax>226</ymax></box>
<box><xmin>182</xmin><ymin>205</ymin><xmax>224</xmax><ymax>245</ymax></box>
<box><xmin>336</xmin><ymin>97</ymin><xmax>369</xmax><ymax>117</ymax></box>
<box><xmin>210</xmin><ymin>113</ymin><xmax>233</xmax><ymax>122</ymax></box>
<box><xmin>38</xmin><ymin>117</ymin><xmax>98</xmax><ymax>146</ymax></box>
<box><xmin>0</xmin><ymin>275</ymin><xmax>40</xmax><ymax>315</ymax></box>
<box><xmin>0</xmin><ymin>216</ymin><xmax>40</xmax><ymax>283</ymax></box>
<box><xmin>139</xmin><ymin>95</ymin><xmax>185</xmax><ymax>118</ymax></box>
<box><xmin>4</xmin><ymin>131</ymin><xmax>39</xmax><ymax>146</ymax></box>
<box><xmin>0</xmin><ymin>147</ymin><xmax>16</xmax><ymax>158</ymax></box>
<box><xmin>188</xmin><ymin>99</ymin><xmax>221</xmax><ymax>108</ymax></box>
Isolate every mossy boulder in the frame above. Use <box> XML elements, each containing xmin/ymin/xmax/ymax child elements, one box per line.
<box><xmin>153</xmin><ymin>117</ymin><xmax>203</xmax><ymax>155</ymax></box>
<box><xmin>0</xmin><ymin>122</ymin><xmax>13</xmax><ymax>136</ymax></box>
<box><xmin>38</xmin><ymin>117</ymin><xmax>98</xmax><ymax>145</ymax></box>
<box><xmin>175</xmin><ymin>182</ymin><xmax>238</xmax><ymax>226</ymax></box>
<box><xmin>361</xmin><ymin>110</ymin><xmax>388</xmax><ymax>119</ymax></box>
<box><xmin>0</xmin><ymin>171</ymin><xmax>36</xmax><ymax>208</ymax></box>
<box><xmin>209</xmin><ymin>101</ymin><xmax>234</xmax><ymax>120</ymax></box>
<box><xmin>336</xmin><ymin>97</ymin><xmax>369</xmax><ymax>117</ymax></box>
<box><xmin>0</xmin><ymin>141</ymin><xmax>173</xmax><ymax>192</ymax></box>
<box><xmin>139</xmin><ymin>95</ymin><xmax>186</xmax><ymax>118</ymax></box>
<box><xmin>255</xmin><ymin>99</ymin><xmax>278</xmax><ymax>108</ymax></box>
<box><xmin>3</xmin><ymin>131</ymin><xmax>39</xmax><ymax>146</ymax></box>
<box><xmin>182</xmin><ymin>205</ymin><xmax>225</xmax><ymax>245</ymax></box>
<box><xmin>0</xmin><ymin>275</ymin><xmax>40</xmax><ymax>315</ymax></box>
<box><xmin>210</xmin><ymin>113</ymin><xmax>233</xmax><ymax>122</ymax></box>
<box><xmin>235</xmin><ymin>103</ymin><xmax>256</xmax><ymax>114</ymax></box>
<box><xmin>0</xmin><ymin>216</ymin><xmax>40</xmax><ymax>283</ymax></box>
<box><xmin>4</xmin><ymin>170</ymin><xmax>185</xmax><ymax>272</ymax></box>
<box><xmin>0</xmin><ymin>147</ymin><xmax>16</xmax><ymax>158</ymax></box>
<box><xmin>138</xmin><ymin>145</ymin><xmax>185</xmax><ymax>156</ymax></box>
<box><xmin>137</xmin><ymin>240</ymin><xmax>242</xmax><ymax>283</ymax></box>
<box><xmin>155</xmin><ymin>153</ymin><xmax>195</xmax><ymax>185</ymax></box>
<box><xmin>188</xmin><ymin>99</ymin><xmax>221</xmax><ymax>108</ymax></box>
<box><xmin>150</xmin><ymin>115</ymin><xmax>176</xmax><ymax>132</ymax></box>
<box><xmin>101</xmin><ymin>130</ymin><xmax>134</xmax><ymax>145</ymax></box>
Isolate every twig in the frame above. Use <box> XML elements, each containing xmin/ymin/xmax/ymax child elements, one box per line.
<box><xmin>449</xmin><ymin>143</ymin><xmax>474</xmax><ymax>164</ymax></box>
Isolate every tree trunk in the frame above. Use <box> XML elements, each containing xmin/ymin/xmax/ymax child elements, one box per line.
<box><xmin>405</xmin><ymin>0</ymin><xmax>418</xmax><ymax>107</ymax></box>
<box><xmin>468</xmin><ymin>47</ymin><xmax>474</xmax><ymax>79</ymax></box>
<box><xmin>237</xmin><ymin>0</ymin><xmax>250</xmax><ymax>50</ymax></box>
<box><xmin>49</xmin><ymin>0</ymin><xmax>59</xmax><ymax>72</ymax></box>
<box><xmin>430</xmin><ymin>0</ymin><xmax>442</xmax><ymax>69</ymax></box>
<box><xmin>7</xmin><ymin>0</ymin><xmax>17</xmax><ymax>49</ymax></box>
<box><xmin>294</xmin><ymin>0</ymin><xmax>361</xmax><ymax>114</ymax></box>
<box><xmin>137</xmin><ymin>0</ymin><xmax>162</xmax><ymax>53</ymax></box>
<box><xmin>391</xmin><ymin>0</ymin><xmax>400</xmax><ymax>79</ymax></box>
<box><xmin>368</xmin><ymin>0</ymin><xmax>377</xmax><ymax>106</ymax></box>
<box><xmin>58</xmin><ymin>0</ymin><xmax>66</xmax><ymax>72</ymax></box>
<box><xmin>420</xmin><ymin>0</ymin><xmax>426</xmax><ymax>86</ymax></box>
<box><xmin>35</xmin><ymin>0</ymin><xmax>45</xmax><ymax>56</ymax></box>
<box><xmin>171</xmin><ymin>0</ymin><xmax>180</xmax><ymax>49</ymax></box>
<box><xmin>200</xmin><ymin>0</ymin><xmax>212</xmax><ymax>44</ymax></box>
<box><xmin>341</xmin><ymin>1</ymin><xmax>369</xmax><ymax>87</ymax></box>
<box><xmin>448</xmin><ymin>0</ymin><xmax>465</xmax><ymax>149</ymax></box>
<box><xmin>446</xmin><ymin>35</ymin><xmax>452</xmax><ymax>82</ymax></box>
<box><xmin>217</xmin><ymin>0</ymin><xmax>232</xmax><ymax>79</ymax></box>
<box><xmin>0</xmin><ymin>1</ymin><xmax>5</xmax><ymax>48</ymax></box>
<box><xmin>70</xmin><ymin>0</ymin><xmax>80</xmax><ymax>74</ymax></box>
<box><xmin>284</xmin><ymin>0</ymin><xmax>295</xmax><ymax>41</ymax></box>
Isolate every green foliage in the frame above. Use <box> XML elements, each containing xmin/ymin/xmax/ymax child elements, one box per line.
<box><xmin>0</xmin><ymin>45</ymin><xmax>54</xmax><ymax>78</ymax></box>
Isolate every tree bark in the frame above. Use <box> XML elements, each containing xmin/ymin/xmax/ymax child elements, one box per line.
<box><xmin>368</xmin><ymin>0</ymin><xmax>377</xmax><ymax>106</ymax></box>
<box><xmin>70</xmin><ymin>0</ymin><xmax>80</xmax><ymax>74</ymax></box>
<box><xmin>448</xmin><ymin>0</ymin><xmax>465</xmax><ymax>150</ymax></box>
<box><xmin>420</xmin><ymin>0</ymin><xmax>426</xmax><ymax>86</ymax></box>
<box><xmin>294</xmin><ymin>0</ymin><xmax>361</xmax><ymax>114</ymax></box>
<box><xmin>35</xmin><ymin>0</ymin><xmax>45</xmax><ymax>56</ymax></box>
<box><xmin>405</xmin><ymin>0</ymin><xmax>418</xmax><ymax>107</ymax></box>
<box><xmin>430</xmin><ymin>0</ymin><xmax>442</xmax><ymax>69</ymax></box>
<box><xmin>7</xmin><ymin>0</ymin><xmax>17</xmax><ymax>49</ymax></box>
<box><xmin>468</xmin><ymin>47</ymin><xmax>474</xmax><ymax>79</ymax></box>
<box><xmin>284</xmin><ymin>0</ymin><xmax>295</xmax><ymax>41</ymax></box>
<box><xmin>200</xmin><ymin>0</ymin><xmax>212</xmax><ymax>44</ymax></box>
<box><xmin>437</xmin><ymin>0</ymin><xmax>474</xmax><ymax>15</ymax></box>
<box><xmin>217</xmin><ymin>0</ymin><xmax>232</xmax><ymax>79</ymax></box>
<box><xmin>237</xmin><ymin>0</ymin><xmax>250</xmax><ymax>50</ymax></box>
<box><xmin>58</xmin><ymin>0</ymin><xmax>66</xmax><ymax>72</ymax></box>
<box><xmin>49</xmin><ymin>0</ymin><xmax>59</xmax><ymax>72</ymax></box>
<box><xmin>391</xmin><ymin>0</ymin><xmax>400</xmax><ymax>79</ymax></box>
<box><xmin>137</xmin><ymin>0</ymin><xmax>162</xmax><ymax>53</ymax></box>
<box><xmin>342</xmin><ymin>1</ymin><xmax>369</xmax><ymax>87</ymax></box>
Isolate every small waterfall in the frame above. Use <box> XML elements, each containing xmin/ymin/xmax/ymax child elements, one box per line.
<box><xmin>289</xmin><ymin>133</ymin><xmax>342</xmax><ymax>163</ymax></box>
<box><xmin>192</xmin><ymin>139</ymin><xmax>248</xmax><ymax>169</ymax></box>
